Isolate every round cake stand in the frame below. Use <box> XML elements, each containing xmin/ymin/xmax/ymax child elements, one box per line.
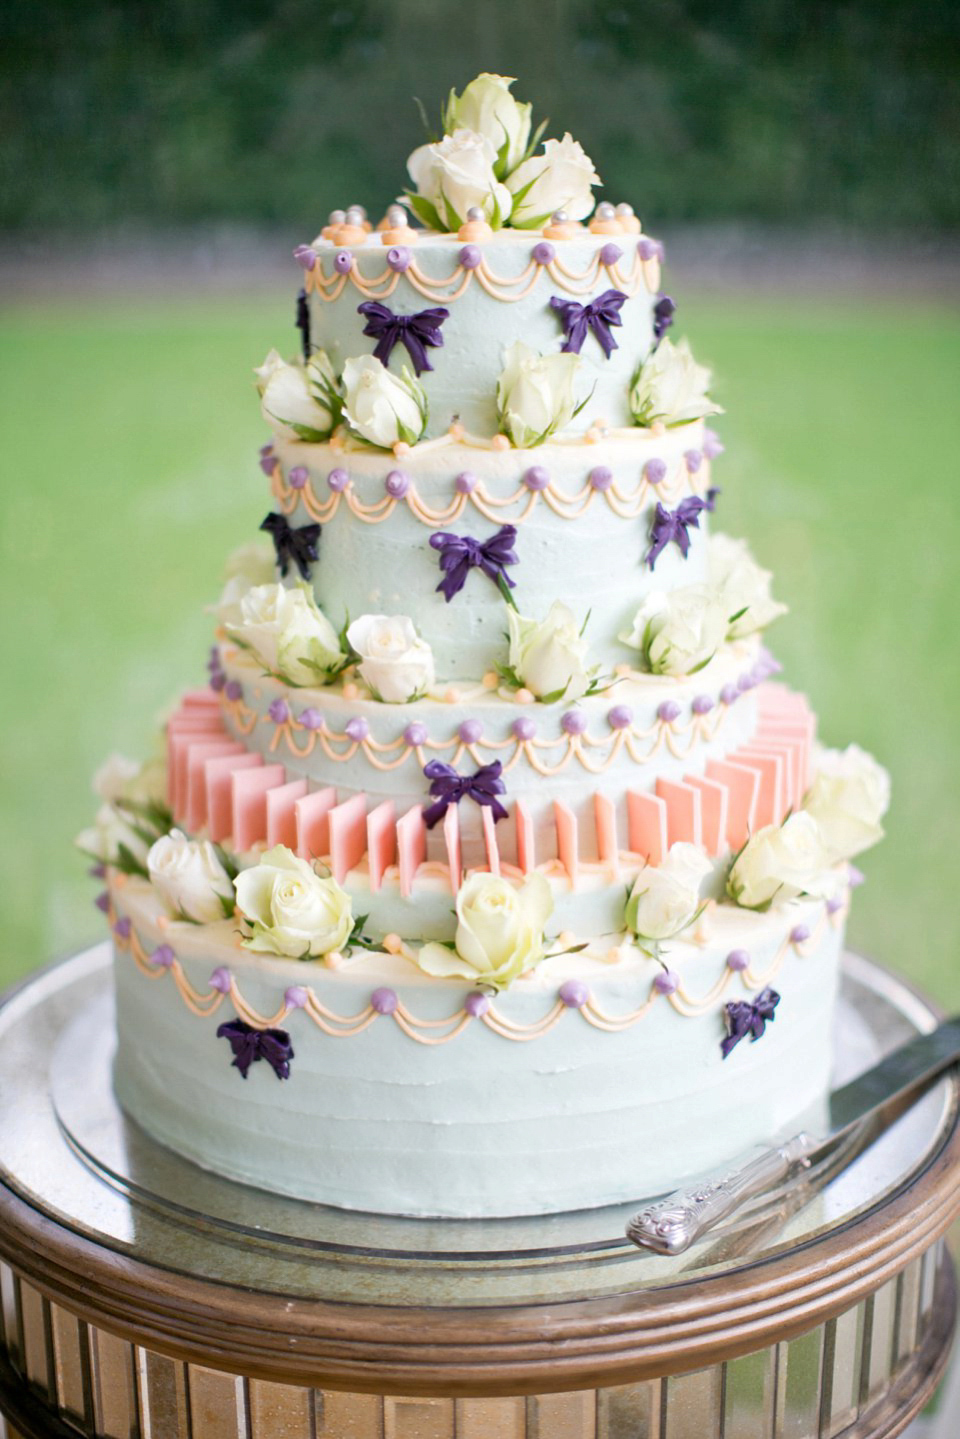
<box><xmin>0</xmin><ymin>946</ymin><xmax>957</xmax><ymax>1439</ymax></box>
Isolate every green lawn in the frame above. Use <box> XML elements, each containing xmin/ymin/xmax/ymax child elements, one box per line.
<box><xmin>2</xmin><ymin>287</ymin><xmax>959</xmax><ymax>1003</ymax></box>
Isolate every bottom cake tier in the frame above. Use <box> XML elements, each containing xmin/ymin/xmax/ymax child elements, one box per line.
<box><xmin>109</xmin><ymin>875</ymin><xmax>849</xmax><ymax>1218</ymax></box>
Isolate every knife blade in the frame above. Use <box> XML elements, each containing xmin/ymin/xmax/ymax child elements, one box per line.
<box><xmin>626</xmin><ymin>1015</ymin><xmax>960</xmax><ymax>1255</ymax></box>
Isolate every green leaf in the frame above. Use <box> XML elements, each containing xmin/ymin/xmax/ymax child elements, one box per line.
<box><xmin>405</xmin><ymin>190</ymin><xmax>445</xmax><ymax>234</ymax></box>
<box><xmin>413</xmin><ymin>94</ymin><xmax>439</xmax><ymax>142</ymax></box>
<box><xmin>438</xmin><ymin>186</ymin><xmax>464</xmax><ymax>233</ymax></box>
<box><xmin>517</xmin><ymin>117</ymin><xmax>548</xmax><ymax>168</ymax></box>
<box><xmin>114</xmin><ymin>843</ymin><xmax>149</xmax><ymax>879</ymax></box>
<box><xmin>494</xmin><ymin>132</ymin><xmax>511</xmax><ymax>182</ymax></box>
<box><xmin>579</xmin><ymin>607</ymin><xmax>592</xmax><ymax>638</ymax></box>
<box><xmin>538</xmin><ymin>681</ymin><xmax>572</xmax><ymax>705</ymax></box>
<box><xmin>218</xmin><ymin>891</ymin><xmax>236</xmax><ymax>920</ymax></box>
<box><xmin>496</xmin><ymin>572</ymin><xmax>518</xmax><ymax>610</ymax></box>
<box><xmin>509</xmin><ymin>210</ymin><xmax>554</xmax><ymax>231</ymax></box>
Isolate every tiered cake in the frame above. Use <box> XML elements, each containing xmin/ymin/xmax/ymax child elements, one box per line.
<box><xmin>80</xmin><ymin>76</ymin><xmax>889</xmax><ymax>1218</ymax></box>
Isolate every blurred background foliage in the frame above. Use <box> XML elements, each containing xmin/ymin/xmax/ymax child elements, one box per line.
<box><xmin>2</xmin><ymin>0</ymin><xmax>959</xmax><ymax>234</ymax></box>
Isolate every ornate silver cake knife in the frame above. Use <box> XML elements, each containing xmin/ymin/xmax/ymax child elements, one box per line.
<box><xmin>626</xmin><ymin>1016</ymin><xmax>960</xmax><ymax>1255</ymax></box>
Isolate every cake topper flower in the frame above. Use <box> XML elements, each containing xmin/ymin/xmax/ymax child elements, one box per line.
<box><xmin>625</xmin><ymin>844</ymin><xmax>712</xmax><ymax>955</ymax></box>
<box><xmin>226</xmin><ymin>582</ymin><xmax>347</xmax><ymax>687</ymax></box>
<box><xmin>503</xmin><ymin>601</ymin><xmax>599</xmax><ymax>702</ymax></box>
<box><xmin>259</xmin><ymin>513</ymin><xmax>321</xmax><ymax>582</ymax></box>
<box><xmin>234</xmin><ymin>845</ymin><xmax>354</xmax><ymax>959</ymax></box>
<box><xmin>255</xmin><ymin>349</ymin><xmax>341</xmax><ymax>442</ymax></box>
<box><xmin>416</xmin><ymin>872</ymin><xmax>554</xmax><ymax>989</ymax></box>
<box><xmin>147</xmin><ymin>830</ymin><xmax>235</xmax><ymax>924</ymax></box>
<box><xmin>357</xmin><ymin>301</ymin><xmax>449</xmax><ymax>376</ymax></box>
<box><xmin>342</xmin><ymin>355</ymin><xmax>428</xmax><ymax>449</ymax></box>
<box><xmin>630</xmin><ymin>336</ymin><xmax>723</xmax><ymax>428</ymax></box>
<box><xmin>442</xmin><ymin>74</ymin><xmax>535</xmax><ymax>178</ymax></box>
<box><xmin>429</xmin><ymin>524</ymin><xmax>518</xmax><ymax>605</ymax></box>
<box><xmin>496</xmin><ymin>342</ymin><xmax>586</xmax><ymax>447</ymax></box>
<box><xmin>549</xmin><ymin>289</ymin><xmax>627</xmax><ymax>358</ymax></box>
<box><xmin>406</xmin><ymin>129</ymin><xmax>511</xmax><ymax>232</ymax></box>
<box><xmin>217</xmin><ymin>1019</ymin><xmax>295</xmax><ymax>1080</ymax></box>
<box><xmin>422</xmin><ymin>759</ymin><xmax>508</xmax><ymax>828</ymax></box>
<box><xmin>721</xmin><ymin>990</ymin><xmax>781</xmax><ymax>1059</ymax></box>
<box><xmin>802</xmin><ymin>746</ymin><xmax>890</xmax><ymax>862</ymax></box>
<box><xmin>620</xmin><ymin>585</ymin><xmax>727</xmax><ymax>678</ymax></box>
<box><xmin>708</xmin><ymin>533</ymin><xmax>788</xmax><ymax>639</ymax></box>
<box><xmin>506</xmin><ymin>134</ymin><xmax>601</xmax><ymax>228</ymax></box>
<box><xmin>726</xmin><ymin>813</ymin><xmax>834</xmax><ymax>910</ymax></box>
<box><xmin>346</xmin><ymin>614</ymin><xmax>435</xmax><ymax>703</ymax></box>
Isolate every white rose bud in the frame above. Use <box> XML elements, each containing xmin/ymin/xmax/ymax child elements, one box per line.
<box><xmin>496</xmin><ymin>341</ymin><xmax>583</xmax><ymax>447</ymax></box>
<box><xmin>708</xmin><ymin>533</ymin><xmax>787</xmax><ymax>639</ymax></box>
<box><xmin>727</xmin><ymin>812</ymin><xmax>833</xmax><ymax>910</ymax></box>
<box><xmin>507</xmin><ymin>601</ymin><xmax>593</xmax><ymax>701</ymax></box>
<box><xmin>227</xmin><ymin>581</ymin><xmax>345</xmax><ymax>687</ymax></box>
<box><xmin>92</xmin><ymin>754</ymin><xmax>141</xmax><ymax>804</ymax></box>
<box><xmin>442</xmin><ymin>74</ymin><xmax>533</xmax><ymax>176</ymax></box>
<box><xmin>256</xmin><ymin>349</ymin><xmax>340</xmax><ymax>442</ymax></box>
<box><xmin>342</xmin><ymin>355</ymin><xmax>428</xmax><ymax>449</ymax></box>
<box><xmin>506</xmin><ymin>133</ymin><xmax>601</xmax><ymax>226</ymax></box>
<box><xmin>625</xmin><ymin>843</ymin><xmax>713</xmax><ymax>943</ymax></box>
<box><xmin>630</xmin><ymin>336</ymin><xmax>723</xmax><ymax>428</ymax></box>
<box><xmin>346</xmin><ymin>614</ymin><xmax>435</xmax><ymax>703</ymax></box>
<box><xmin>147</xmin><ymin>829</ymin><xmax>234</xmax><ymax>924</ymax></box>
<box><xmin>417</xmin><ymin>873</ymin><xmax>554</xmax><ymax>989</ymax></box>
<box><xmin>803</xmin><ymin>745</ymin><xmax>890</xmax><ymax>862</ymax></box>
<box><xmin>234</xmin><ymin>845</ymin><xmax>354</xmax><ymax>959</ymax></box>
<box><xmin>212</xmin><ymin>541</ymin><xmax>276</xmax><ymax>628</ymax></box>
<box><xmin>407</xmin><ymin>128</ymin><xmax>512</xmax><ymax>231</ymax></box>
<box><xmin>75</xmin><ymin>802</ymin><xmax>151</xmax><ymax>869</ymax></box>
<box><xmin>620</xmin><ymin>585</ymin><xmax>727</xmax><ymax>677</ymax></box>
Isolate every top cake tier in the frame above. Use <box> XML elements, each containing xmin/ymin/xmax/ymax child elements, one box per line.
<box><xmin>300</xmin><ymin>229</ymin><xmax>664</xmax><ymax>439</ymax></box>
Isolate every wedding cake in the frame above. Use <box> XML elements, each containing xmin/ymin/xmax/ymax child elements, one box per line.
<box><xmin>79</xmin><ymin>76</ymin><xmax>889</xmax><ymax>1218</ymax></box>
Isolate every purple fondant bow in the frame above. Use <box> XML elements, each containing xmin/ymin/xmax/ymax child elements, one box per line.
<box><xmin>295</xmin><ymin>286</ymin><xmax>311</xmax><ymax>361</ymax></box>
<box><xmin>357</xmin><ymin>301</ymin><xmax>449</xmax><ymax>375</ymax></box>
<box><xmin>644</xmin><ymin>498</ymin><xmax>711</xmax><ymax>569</ymax></box>
<box><xmin>721</xmin><ymin>988</ymin><xmax>781</xmax><ymax>1060</ymax></box>
<box><xmin>422</xmin><ymin>759</ymin><xmax>508</xmax><ymax>829</ymax></box>
<box><xmin>260</xmin><ymin>512</ymin><xmax>321</xmax><ymax>581</ymax></box>
<box><xmin>429</xmin><ymin>524</ymin><xmax>518</xmax><ymax>603</ymax></box>
<box><xmin>549</xmin><ymin>288</ymin><xmax>628</xmax><ymax>358</ymax></box>
<box><xmin>653</xmin><ymin>293</ymin><xmax>675</xmax><ymax>346</ymax></box>
<box><xmin>217</xmin><ymin>1019</ymin><xmax>295</xmax><ymax>1080</ymax></box>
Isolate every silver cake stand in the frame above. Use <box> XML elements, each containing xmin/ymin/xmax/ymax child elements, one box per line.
<box><xmin>0</xmin><ymin>944</ymin><xmax>957</xmax><ymax>1439</ymax></box>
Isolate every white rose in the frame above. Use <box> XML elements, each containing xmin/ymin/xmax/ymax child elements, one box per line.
<box><xmin>621</xmin><ymin>585</ymin><xmax>727</xmax><ymax>677</ymax></box>
<box><xmin>346</xmin><ymin>614</ymin><xmax>435</xmax><ymax>703</ymax></box>
<box><xmin>75</xmin><ymin>802</ymin><xmax>151</xmax><ymax>868</ymax></box>
<box><xmin>147</xmin><ymin>829</ymin><xmax>234</xmax><ymax>924</ymax></box>
<box><xmin>234</xmin><ymin>845</ymin><xmax>354</xmax><ymax>959</ymax></box>
<box><xmin>507</xmin><ymin>601</ymin><xmax>593</xmax><ymax>701</ymax></box>
<box><xmin>709</xmin><ymin>533</ymin><xmax>787</xmax><ymax>639</ymax></box>
<box><xmin>803</xmin><ymin>745</ymin><xmax>890</xmax><ymax>861</ymax></box>
<box><xmin>496</xmin><ymin>341</ymin><xmax>583</xmax><ymax>447</ymax></box>
<box><xmin>417</xmin><ymin>873</ymin><xmax>554</xmax><ymax>989</ymax></box>
<box><xmin>630</xmin><ymin>336</ymin><xmax>723</xmax><ymax>428</ymax></box>
<box><xmin>227</xmin><ymin>581</ymin><xmax>345</xmax><ymax>687</ymax></box>
<box><xmin>506</xmin><ymin>133</ymin><xmax>601</xmax><ymax>226</ymax></box>
<box><xmin>727</xmin><ymin>812</ymin><xmax>833</xmax><ymax>910</ymax></box>
<box><xmin>443</xmin><ymin>74</ymin><xmax>533</xmax><ymax>176</ymax></box>
<box><xmin>212</xmin><ymin>542</ymin><xmax>276</xmax><ymax>627</ymax></box>
<box><xmin>342</xmin><ymin>355</ymin><xmax>427</xmax><ymax>449</ymax></box>
<box><xmin>257</xmin><ymin>349</ymin><xmax>340</xmax><ymax>442</ymax></box>
<box><xmin>92</xmin><ymin>755</ymin><xmax>141</xmax><ymax>804</ymax></box>
<box><xmin>625</xmin><ymin>843</ymin><xmax>713</xmax><ymax>943</ymax></box>
<box><xmin>407</xmin><ymin>128</ymin><xmax>512</xmax><ymax>230</ymax></box>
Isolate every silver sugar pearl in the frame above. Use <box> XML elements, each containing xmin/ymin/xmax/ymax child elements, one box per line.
<box><xmin>387</xmin><ymin>206</ymin><xmax>406</xmax><ymax>227</ymax></box>
<box><xmin>328</xmin><ymin>208</ymin><xmax>346</xmax><ymax>225</ymax></box>
<box><xmin>596</xmin><ymin>201</ymin><xmax>616</xmax><ymax>220</ymax></box>
<box><xmin>466</xmin><ymin>206</ymin><xmax>484</xmax><ymax>222</ymax></box>
<box><xmin>616</xmin><ymin>202</ymin><xmax>635</xmax><ymax>217</ymax></box>
<box><xmin>551</xmin><ymin>209</ymin><xmax>569</xmax><ymax>224</ymax></box>
<box><xmin>353</xmin><ymin>204</ymin><xmax>368</xmax><ymax>220</ymax></box>
<box><xmin>345</xmin><ymin>206</ymin><xmax>364</xmax><ymax>225</ymax></box>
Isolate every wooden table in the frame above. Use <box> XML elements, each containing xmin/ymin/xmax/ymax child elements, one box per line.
<box><xmin>0</xmin><ymin>946</ymin><xmax>957</xmax><ymax>1439</ymax></box>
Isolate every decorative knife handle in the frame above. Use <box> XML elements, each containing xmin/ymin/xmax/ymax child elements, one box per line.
<box><xmin>625</xmin><ymin>1132</ymin><xmax>819</xmax><ymax>1255</ymax></box>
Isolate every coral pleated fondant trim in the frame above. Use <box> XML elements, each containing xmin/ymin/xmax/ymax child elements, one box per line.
<box><xmin>109</xmin><ymin>891</ymin><xmax>846</xmax><ymax>1045</ymax></box>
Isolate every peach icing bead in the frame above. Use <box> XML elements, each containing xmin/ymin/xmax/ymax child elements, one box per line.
<box><xmin>651</xmin><ymin>420</ymin><xmax>666</xmax><ymax>437</ymax></box>
<box><xmin>393</xmin><ymin>441</ymin><xmax>411</xmax><ymax>457</ymax></box>
<box><xmin>458</xmin><ymin>218</ymin><xmax>493</xmax><ymax>242</ymax></box>
<box><xmin>444</xmin><ymin>688</ymin><xmax>459</xmax><ymax>703</ymax></box>
<box><xmin>516</xmin><ymin>688</ymin><xmax>534</xmax><ymax>704</ymax></box>
<box><xmin>379</xmin><ymin>225</ymin><xmax>419</xmax><ymax>245</ymax></box>
<box><xmin>586</xmin><ymin>427</ymin><xmax>601</xmax><ymax>444</ymax></box>
<box><xmin>492</xmin><ymin>434</ymin><xmax>510</xmax><ymax>450</ymax></box>
<box><xmin>482</xmin><ymin>671</ymin><xmax>499</xmax><ymax>689</ymax></box>
<box><xmin>614</xmin><ymin>663</ymin><xmax>631</xmax><ymax>676</ymax></box>
<box><xmin>589</xmin><ymin>217</ymin><xmax>624</xmax><ymax>235</ymax></box>
<box><xmin>342</xmin><ymin>682</ymin><xmax>359</xmax><ymax>700</ymax></box>
<box><xmin>448</xmin><ymin>421</ymin><xmax>465</xmax><ymax>441</ymax></box>
<box><xmin>558</xmin><ymin>930</ymin><xmax>576</xmax><ymax>947</ymax></box>
<box><xmin>620</xmin><ymin>214</ymin><xmax>642</xmax><ymax>233</ymax></box>
<box><xmin>156</xmin><ymin>914</ymin><xmax>169</xmax><ymax>930</ymax></box>
<box><xmin>114</xmin><ymin>872</ymin><xmax>127</xmax><ymax>888</ymax></box>
<box><xmin>326</xmin><ymin>950</ymin><xmax>345</xmax><ymax>969</ymax></box>
<box><xmin>593</xmin><ymin>416</ymin><xmax>610</xmax><ymax>431</ymax></box>
<box><xmin>329</xmin><ymin>222</ymin><xmax>367</xmax><ymax>245</ymax></box>
<box><xmin>543</xmin><ymin>220</ymin><xmax>579</xmax><ymax>240</ymax></box>
<box><xmin>383</xmin><ymin>933</ymin><xmax>403</xmax><ymax>954</ymax></box>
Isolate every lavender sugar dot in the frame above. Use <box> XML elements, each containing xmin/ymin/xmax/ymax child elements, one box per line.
<box><xmin>299</xmin><ymin>707</ymin><xmax>324</xmax><ymax>731</ymax></box>
<box><xmin>151</xmin><ymin>945</ymin><xmax>175</xmax><ymax>969</ymax></box>
<box><xmin>225</xmin><ymin>680</ymin><xmax>243</xmax><ymax>702</ymax></box>
<box><xmin>371</xmin><ymin>986</ymin><xmax>398</xmax><ymax>1015</ymax></box>
<box><xmin>512</xmin><ymin>716</ymin><xmax>537</xmax><ymax>741</ymax></box>
<box><xmin>465</xmin><ymin>991</ymin><xmax>490</xmax><ymax>1018</ymax></box>
<box><xmin>346</xmin><ymin>717</ymin><xmax>370</xmax><ymax>742</ymax></box>
<box><xmin>703</xmin><ymin>427</ymin><xmax>725</xmax><ymax>460</ymax></box>
<box><xmin>561</xmin><ymin>709</ymin><xmax>587</xmax><ymax>736</ymax></box>
<box><xmin>692</xmin><ymin>694</ymin><xmax>714</xmax><ymax>715</ymax></box>
<box><xmin>293</xmin><ymin>244</ymin><xmax>316</xmax><ymax>269</ymax></box>
<box><xmin>259</xmin><ymin>455</ymin><xmax>276</xmax><ymax>476</ymax></box>
<box><xmin>459</xmin><ymin>244</ymin><xmax>482</xmax><ymax>269</ymax></box>
<box><xmin>600</xmin><ymin>242</ymin><xmax>623</xmax><ymax>266</ymax></box>
<box><xmin>210</xmin><ymin>672</ymin><xmax>226</xmax><ymax>692</ymax></box>
<box><xmin>285</xmin><ymin>985</ymin><xmax>309</xmax><ymax>1010</ymax></box>
<box><xmin>849</xmin><ymin>865</ymin><xmax>866</xmax><ymax>888</ymax></box>
<box><xmin>210</xmin><ymin>967</ymin><xmax>232</xmax><ymax>994</ymax></box>
<box><xmin>328</xmin><ymin>467</ymin><xmax>349</xmax><ymax>492</ymax></box>
<box><xmin>658</xmin><ymin>700</ymin><xmax>681</xmax><ymax>723</ymax></box>
<box><xmin>654</xmin><ymin>969</ymin><xmax>680</xmax><ymax>995</ymax></box>
<box><xmin>455</xmin><ymin>471</ymin><xmax>477</xmax><ymax>494</ymax></box>
<box><xmin>334</xmin><ymin>249</ymin><xmax>353</xmax><ymax>274</ymax></box>
<box><xmin>207</xmin><ymin>655</ymin><xmax>221</xmax><ymax>673</ymax></box>
<box><xmin>524</xmin><ymin>465</ymin><xmax>550</xmax><ymax>491</ymax></box>
<box><xmin>684</xmin><ymin>449</ymin><xmax>703</xmax><ymax>474</ymax></box>
<box><xmin>608</xmin><ymin>704</ymin><xmax>634</xmax><ymax>730</ymax></box>
<box><xmin>288</xmin><ymin>465</ymin><xmax>309</xmax><ymax>490</ymax></box>
<box><xmin>826</xmin><ymin>897</ymin><xmax>844</xmax><ymax>915</ymax></box>
<box><xmin>726</xmin><ymin>950</ymin><xmax>750</xmax><ymax>972</ymax></box>
<box><xmin>638</xmin><ymin>238</ymin><xmax>657</xmax><ymax>261</ymax></box>
<box><xmin>644</xmin><ymin>458</ymin><xmax>666</xmax><ymax>486</ymax></box>
<box><xmin>269</xmin><ymin>698</ymin><xmax>290</xmax><ymax>725</ymax></box>
<box><xmin>94</xmin><ymin>891</ymin><xmax>110</xmax><ymax>913</ymax></box>
<box><xmin>385</xmin><ymin>469</ymin><xmax>410</xmax><ymax>498</ymax></box>
<box><xmin>589</xmin><ymin>465</ymin><xmax>613</xmax><ymax>491</ymax></box>
<box><xmin>559</xmin><ymin>979</ymin><xmax>589</xmax><ymax>1009</ymax></box>
<box><xmin>89</xmin><ymin>862</ymin><xmax>106</xmax><ymax>880</ymax></box>
<box><xmin>738</xmin><ymin>671</ymin><xmax>758</xmax><ymax>692</ymax></box>
<box><xmin>259</xmin><ymin>442</ymin><xmax>274</xmax><ymax>457</ymax></box>
<box><xmin>113</xmin><ymin>916</ymin><xmax>131</xmax><ymax>939</ymax></box>
<box><xmin>790</xmin><ymin>924</ymin><xmax>810</xmax><ymax>944</ymax></box>
<box><xmin>720</xmin><ymin>683</ymin><xmax>739</xmax><ymax>705</ymax></box>
<box><xmin>532</xmin><ymin>240</ymin><xmax>555</xmax><ymax>265</ymax></box>
<box><xmin>459</xmin><ymin>719</ymin><xmax>483</xmax><ymax>744</ymax></box>
<box><xmin>387</xmin><ymin>245</ymin><xmax>411</xmax><ymax>272</ymax></box>
<box><xmin>404</xmin><ymin>721</ymin><xmax>428</xmax><ymax>747</ymax></box>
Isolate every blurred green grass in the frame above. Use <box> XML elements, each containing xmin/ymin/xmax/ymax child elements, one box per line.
<box><xmin>2</xmin><ymin>288</ymin><xmax>959</xmax><ymax>1002</ymax></box>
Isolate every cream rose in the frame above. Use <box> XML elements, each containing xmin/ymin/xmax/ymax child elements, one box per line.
<box><xmin>803</xmin><ymin>745</ymin><xmax>890</xmax><ymax>862</ymax></box>
<box><xmin>625</xmin><ymin>843</ymin><xmax>713</xmax><ymax>944</ymax></box>
<box><xmin>407</xmin><ymin>128</ymin><xmax>512</xmax><ymax>230</ymax></box>
<box><xmin>621</xmin><ymin>585</ymin><xmax>727</xmax><ymax>677</ymax></box>
<box><xmin>417</xmin><ymin>873</ymin><xmax>554</xmax><ymax>989</ymax></box>
<box><xmin>256</xmin><ymin>349</ymin><xmax>340</xmax><ymax>442</ymax></box>
<box><xmin>346</xmin><ymin>614</ymin><xmax>435</xmax><ymax>703</ymax></box>
<box><xmin>147</xmin><ymin>830</ymin><xmax>234</xmax><ymax>924</ymax></box>
<box><xmin>342</xmin><ymin>355</ymin><xmax>427</xmax><ymax>449</ymax></box>
<box><xmin>227</xmin><ymin>581</ymin><xmax>345</xmax><ymax>687</ymax></box>
<box><xmin>630</xmin><ymin>337</ymin><xmax>723</xmax><ymax>428</ymax></box>
<box><xmin>442</xmin><ymin>74</ymin><xmax>532</xmax><ymax>176</ymax></box>
<box><xmin>727</xmin><ymin>812</ymin><xmax>833</xmax><ymax>910</ymax></box>
<box><xmin>506</xmin><ymin>133</ymin><xmax>601</xmax><ymax>226</ymax></box>
<box><xmin>496</xmin><ymin>341</ymin><xmax>583</xmax><ymax>447</ymax></box>
<box><xmin>212</xmin><ymin>541</ymin><xmax>276</xmax><ymax>628</ymax></box>
<box><xmin>507</xmin><ymin>601</ymin><xmax>593</xmax><ymax>701</ymax></box>
<box><xmin>708</xmin><ymin>533</ymin><xmax>788</xmax><ymax>639</ymax></box>
<box><xmin>234</xmin><ymin>845</ymin><xmax>354</xmax><ymax>959</ymax></box>
<box><xmin>75</xmin><ymin>802</ymin><xmax>151</xmax><ymax>869</ymax></box>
